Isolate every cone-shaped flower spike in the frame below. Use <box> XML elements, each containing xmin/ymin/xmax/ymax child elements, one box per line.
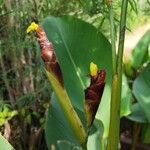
<box><xmin>27</xmin><ymin>22</ymin><xmax>63</xmax><ymax>85</ymax></box>
<box><xmin>85</xmin><ymin>62</ymin><xmax>106</xmax><ymax>127</ymax></box>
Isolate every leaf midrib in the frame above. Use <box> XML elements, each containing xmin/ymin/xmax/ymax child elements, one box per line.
<box><xmin>54</xmin><ymin>19</ymin><xmax>86</xmax><ymax>90</ymax></box>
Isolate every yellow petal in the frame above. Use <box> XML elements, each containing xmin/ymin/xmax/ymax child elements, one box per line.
<box><xmin>90</xmin><ymin>62</ymin><xmax>98</xmax><ymax>76</ymax></box>
<box><xmin>26</xmin><ymin>22</ymin><xmax>39</xmax><ymax>33</ymax></box>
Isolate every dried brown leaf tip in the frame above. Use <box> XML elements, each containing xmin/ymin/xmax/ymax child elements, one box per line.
<box><xmin>85</xmin><ymin>62</ymin><xmax>106</xmax><ymax>127</ymax></box>
<box><xmin>27</xmin><ymin>22</ymin><xmax>63</xmax><ymax>85</ymax></box>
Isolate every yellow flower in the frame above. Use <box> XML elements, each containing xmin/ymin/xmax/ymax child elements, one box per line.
<box><xmin>26</xmin><ymin>22</ymin><xmax>39</xmax><ymax>33</ymax></box>
<box><xmin>90</xmin><ymin>62</ymin><xmax>98</xmax><ymax>76</ymax></box>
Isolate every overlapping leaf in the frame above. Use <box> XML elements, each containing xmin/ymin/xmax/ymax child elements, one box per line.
<box><xmin>120</xmin><ymin>74</ymin><xmax>132</xmax><ymax>117</ymax></box>
<box><xmin>127</xmin><ymin>103</ymin><xmax>147</xmax><ymax>123</ymax></box>
<box><xmin>133</xmin><ymin>63</ymin><xmax>150</xmax><ymax>121</ymax></box>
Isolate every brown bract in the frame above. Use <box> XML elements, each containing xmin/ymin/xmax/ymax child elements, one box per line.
<box><xmin>35</xmin><ymin>26</ymin><xmax>63</xmax><ymax>85</ymax></box>
<box><xmin>85</xmin><ymin>70</ymin><xmax>106</xmax><ymax>127</ymax></box>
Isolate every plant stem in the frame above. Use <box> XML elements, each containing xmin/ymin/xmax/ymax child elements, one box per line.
<box><xmin>46</xmin><ymin>70</ymin><xmax>87</xmax><ymax>147</ymax></box>
<box><xmin>106</xmin><ymin>0</ymin><xmax>128</xmax><ymax>149</ymax></box>
<box><xmin>106</xmin><ymin>74</ymin><xmax>120</xmax><ymax>150</ymax></box>
<box><xmin>117</xmin><ymin>0</ymin><xmax>128</xmax><ymax>74</ymax></box>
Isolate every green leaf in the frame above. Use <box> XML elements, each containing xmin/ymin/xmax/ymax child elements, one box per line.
<box><xmin>45</xmin><ymin>93</ymin><xmax>82</xmax><ymax>149</ymax></box>
<box><xmin>127</xmin><ymin>103</ymin><xmax>147</xmax><ymax>123</ymax></box>
<box><xmin>0</xmin><ymin>134</ymin><xmax>14</xmax><ymax>150</ymax></box>
<box><xmin>120</xmin><ymin>74</ymin><xmax>132</xmax><ymax>117</ymax></box>
<box><xmin>45</xmin><ymin>94</ymin><xmax>104</xmax><ymax>150</ymax></box>
<box><xmin>131</xmin><ymin>30</ymin><xmax>150</xmax><ymax>69</ymax></box>
<box><xmin>87</xmin><ymin>120</ymin><xmax>104</xmax><ymax>150</ymax></box>
<box><xmin>42</xmin><ymin>15</ymin><xmax>112</xmax><ymax>138</ymax></box>
<box><xmin>45</xmin><ymin>70</ymin><xmax>86</xmax><ymax>146</ymax></box>
<box><xmin>133</xmin><ymin>64</ymin><xmax>150</xmax><ymax>121</ymax></box>
<box><xmin>42</xmin><ymin>15</ymin><xmax>112</xmax><ymax>110</ymax></box>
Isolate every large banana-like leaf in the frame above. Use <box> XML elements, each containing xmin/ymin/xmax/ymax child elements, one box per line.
<box><xmin>42</xmin><ymin>16</ymin><xmax>112</xmax><ymax>138</ymax></box>
<box><xmin>42</xmin><ymin>16</ymin><xmax>112</xmax><ymax>110</ymax></box>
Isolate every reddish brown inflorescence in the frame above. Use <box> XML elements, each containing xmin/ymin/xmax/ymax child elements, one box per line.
<box><xmin>85</xmin><ymin>69</ymin><xmax>106</xmax><ymax>127</ymax></box>
<box><xmin>35</xmin><ymin>26</ymin><xmax>63</xmax><ymax>85</ymax></box>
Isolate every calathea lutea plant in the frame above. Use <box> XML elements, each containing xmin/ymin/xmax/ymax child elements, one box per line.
<box><xmin>27</xmin><ymin>22</ymin><xmax>106</xmax><ymax>149</ymax></box>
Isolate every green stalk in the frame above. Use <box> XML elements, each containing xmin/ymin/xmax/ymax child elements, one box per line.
<box><xmin>106</xmin><ymin>1</ymin><xmax>119</xmax><ymax>149</ymax></box>
<box><xmin>106</xmin><ymin>0</ymin><xmax>128</xmax><ymax>149</ymax></box>
<box><xmin>46</xmin><ymin>70</ymin><xmax>87</xmax><ymax>148</ymax></box>
<box><xmin>117</xmin><ymin>0</ymin><xmax>128</xmax><ymax>73</ymax></box>
<box><xmin>106</xmin><ymin>74</ymin><xmax>120</xmax><ymax>150</ymax></box>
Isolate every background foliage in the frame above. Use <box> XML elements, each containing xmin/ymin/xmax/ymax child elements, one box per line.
<box><xmin>0</xmin><ymin>0</ymin><xmax>150</xmax><ymax>149</ymax></box>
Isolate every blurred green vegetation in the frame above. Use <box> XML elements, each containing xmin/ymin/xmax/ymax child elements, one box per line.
<box><xmin>0</xmin><ymin>0</ymin><xmax>149</xmax><ymax>149</ymax></box>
